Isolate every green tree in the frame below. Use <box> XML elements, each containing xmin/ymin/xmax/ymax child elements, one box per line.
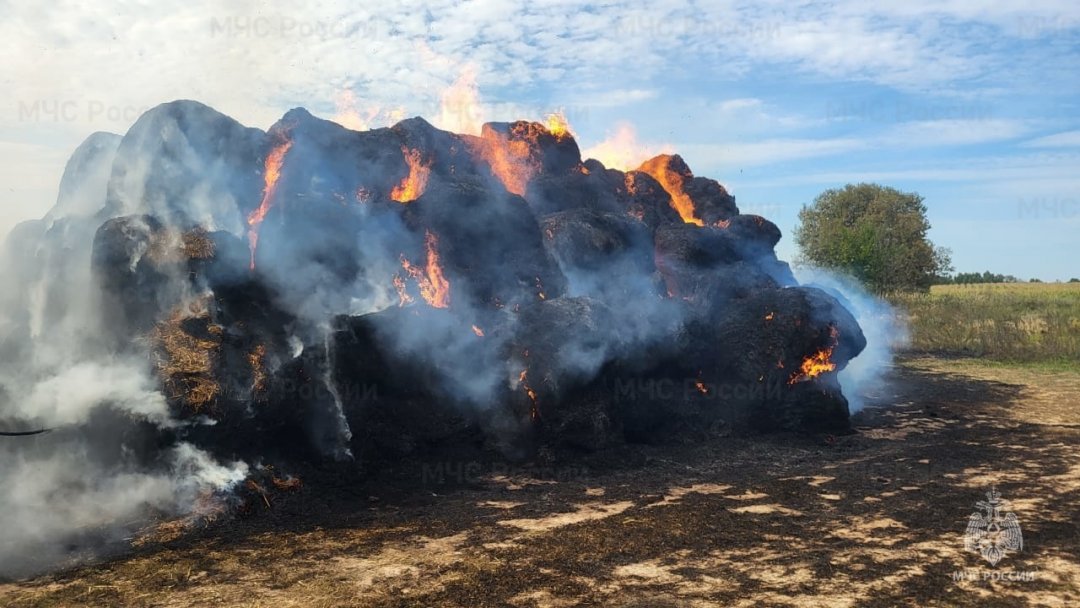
<box><xmin>794</xmin><ymin>183</ymin><xmax>952</xmax><ymax>293</ymax></box>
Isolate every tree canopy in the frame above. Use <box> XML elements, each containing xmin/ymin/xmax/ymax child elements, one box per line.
<box><xmin>794</xmin><ymin>183</ymin><xmax>952</xmax><ymax>293</ymax></box>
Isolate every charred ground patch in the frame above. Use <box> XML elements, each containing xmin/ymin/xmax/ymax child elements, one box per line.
<box><xmin>3</xmin><ymin>356</ymin><xmax>1077</xmax><ymax>607</ymax></box>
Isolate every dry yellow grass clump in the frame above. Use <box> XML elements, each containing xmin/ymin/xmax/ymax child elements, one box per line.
<box><xmin>248</xmin><ymin>343</ymin><xmax>268</xmax><ymax>397</ymax></box>
<box><xmin>145</xmin><ymin>227</ymin><xmax>216</xmax><ymax>265</ymax></box>
<box><xmin>149</xmin><ymin>297</ymin><xmax>223</xmax><ymax>412</ymax></box>
<box><xmin>181</xmin><ymin>228</ymin><xmax>216</xmax><ymax>260</ymax></box>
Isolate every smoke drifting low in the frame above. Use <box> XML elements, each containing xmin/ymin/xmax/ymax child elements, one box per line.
<box><xmin>794</xmin><ymin>268</ymin><xmax>910</xmax><ymax>412</ymax></box>
<box><xmin>0</xmin><ymin>131</ymin><xmax>249</xmax><ymax>576</ymax></box>
<box><xmin>1</xmin><ymin>100</ymin><xmax>871</xmax><ymax>576</ymax></box>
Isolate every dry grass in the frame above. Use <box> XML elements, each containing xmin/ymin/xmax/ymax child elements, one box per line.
<box><xmin>248</xmin><ymin>343</ymin><xmax>268</xmax><ymax>398</ymax></box>
<box><xmin>149</xmin><ymin>297</ymin><xmax>222</xmax><ymax>411</ymax></box>
<box><xmin>891</xmin><ymin>282</ymin><xmax>1080</xmax><ymax>369</ymax></box>
<box><xmin>181</xmin><ymin>229</ymin><xmax>216</xmax><ymax>260</ymax></box>
<box><xmin>146</xmin><ymin>228</ymin><xmax>216</xmax><ymax>265</ymax></box>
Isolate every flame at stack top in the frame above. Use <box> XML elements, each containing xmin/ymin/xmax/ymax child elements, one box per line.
<box><xmin>636</xmin><ymin>154</ymin><xmax>704</xmax><ymax>226</ymax></box>
<box><xmin>399</xmin><ymin>230</ymin><xmax>450</xmax><ymax>309</ymax></box>
<box><xmin>470</xmin><ymin>123</ymin><xmax>541</xmax><ymax>196</ymax></box>
<box><xmin>390</xmin><ymin>147</ymin><xmax>431</xmax><ymax>203</ymax></box>
<box><xmin>246</xmin><ymin>137</ymin><xmax>293</xmax><ymax>270</ymax></box>
<box><xmin>545</xmin><ymin>112</ymin><xmax>572</xmax><ymax>140</ymax></box>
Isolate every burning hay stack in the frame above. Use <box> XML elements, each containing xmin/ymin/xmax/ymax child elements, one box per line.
<box><xmin>5</xmin><ymin>100</ymin><xmax>865</xmax><ymax>468</ymax></box>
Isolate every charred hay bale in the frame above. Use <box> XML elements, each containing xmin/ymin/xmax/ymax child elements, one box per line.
<box><xmin>684</xmin><ymin>175</ymin><xmax>738</xmax><ymax>224</ymax></box>
<box><xmin>271</xmin><ymin>108</ymin><xmax>400</xmax><ymax>199</ymax></box>
<box><xmin>267</xmin><ymin>110</ymin><xmax>486</xmax><ymax>206</ymax></box>
<box><xmin>91</xmin><ymin>215</ymin><xmax>174</xmax><ymax>334</ymax></box>
<box><xmin>724</xmin><ymin>214</ymin><xmax>781</xmax><ymax>251</ymax></box>
<box><xmin>654</xmin><ymin>223</ymin><xmax>776</xmax><ymax>303</ymax></box>
<box><xmin>329</xmin><ymin>307</ymin><xmax>496</xmax><ymax>457</ymax></box>
<box><xmin>391</xmin><ymin>116</ymin><xmax>492</xmax><ymax>186</ymax></box>
<box><xmin>678</xmin><ymin>285</ymin><xmax>866</xmax><ymax>433</ymax></box>
<box><xmin>508</xmin><ymin>297</ymin><xmax>626</xmax><ymax>450</ymax></box>
<box><xmin>480</xmin><ymin>121</ymin><xmax>582</xmax><ymax>177</ymax></box>
<box><xmin>149</xmin><ymin>298</ymin><xmax>223</xmax><ymax>414</ymax></box>
<box><xmin>565</xmin><ymin>163</ymin><xmax>685</xmax><ymax>231</ymax></box>
<box><xmin>92</xmin><ymin>216</ymin><xmax>264</xmax><ymax>336</ymax></box>
<box><xmin>719</xmin><ymin>215</ymin><xmax>797</xmax><ymax>286</ymax></box>
<box><xmin>582</xmin><ymin>158</ymin><xmax>607</xmax><ymax>174</ymax></box>
<box><xmin>403</xmin><ymin>177</ymin><xmax>567</xmax><ymax>308</ymax></box>
<box><xmin>636</xmin><ymin>154</ymin><xmax>738</xmax><ymax>224</ymax></box>
<box><xmin>524</xmin><ymin>170</ymin><xmax>620</xmax><ymax>216</ymax></box>
<box><xmin>617</xmin><ymin>170</ymin><xmax>685</xmax><ymax>231</ymax></box>
<box><xmin>539</xmin><ymin>208</ymin><xmax>656</xmax><ymax>291</ymax></box>
<box><xmin>245</xmin><ymin>113</ymin><xmax>369</xmax><ymax>284</ymax></box>
<box><xmin>695</xmin><ymin>260</ymin><xmax>780</xmax><ymax>307</ymax></box>
<box><xmin>47</xmin><ymin>131</ymin><xmax>120</xmax><ymax>220</ymax></box>
<box><xmin>192</xmin><ymin>230</ymin><xmax>250</xmax><ymax>287</ymax></box>
<box><xmin>654</xmin><ymin>223</ymin><xmax>743</xmax><ymax>269</ymax></box>
<box><xmin>147</xmin><ymin>278</ymin><xmax>294</xmax><ymax>414</ymax></box>
<box><xmin>105</xmin><ymin>100</ymin><xmax>264</xmax><ymax>226</ymax></box>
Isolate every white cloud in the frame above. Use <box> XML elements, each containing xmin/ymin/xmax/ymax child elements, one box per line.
<box><xmin>679</xmin><ymin>138</ymin><xmax>867</xmax><ymax>169</ymax></box>
<box><xmin>1</xmin><ymin>0</ymin><xmax>1076</xmax><ymax>234</ymax></box>
<box><xmin>879</xmin><ymin>119</ymin><xmax>1031</xmax><ymax>146</ymax></box>
<box><xmin>1022</xmin><ymin>130</ymin><xmax>1080</xmax><ymax>148</ymax></box>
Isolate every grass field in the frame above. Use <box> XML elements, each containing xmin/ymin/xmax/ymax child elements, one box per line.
<box><xmin>890</xmin><ymin>282</ymin><xmax>1080</xmax><ymax>369</ymax></box>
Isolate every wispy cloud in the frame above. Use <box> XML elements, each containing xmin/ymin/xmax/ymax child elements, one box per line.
<box><xmin>1</xmin><ymin>0</ymin><xmax>1078</xmax><ymax>280</ymax></box>
<box><xmin>879</xmin><ymin>119</ymin><xmax>1031</xmax><ymax>147</ymax></box>
<box><xmin>1021</xmin><ymin>130</ymin><xmax>1080</xmax><ymax>148</ymax></box>
<box><xmin>680</xmin><ymin>138</ymin><xmax>866</xmax><ymax>169</ymax></box>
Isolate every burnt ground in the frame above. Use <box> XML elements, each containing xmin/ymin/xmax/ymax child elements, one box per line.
<box><xmin>2</xmin><ymin>355</ymin><xmax>1078</xmax><ymax>607</ymax></box>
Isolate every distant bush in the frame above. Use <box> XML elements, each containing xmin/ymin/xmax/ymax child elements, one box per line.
<box><xmin>935</xmin><ymin>271</ymin><xmax>1020</xmax><ymax>285</ymax></box>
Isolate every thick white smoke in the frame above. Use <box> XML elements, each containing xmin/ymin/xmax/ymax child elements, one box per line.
<box><xmin>793</xmin><ymin>267</ymin><xmax>909</xmax><ymax>412</ymax></box>
<box><xmin>0</xmin><ymin>133</ymin><xmax>252</xmax><ymax>579</ymax></box>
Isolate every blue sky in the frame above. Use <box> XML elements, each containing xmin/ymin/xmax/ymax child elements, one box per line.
<box><xmin>2</xmin><ymin>0</ymin><xmax>1078</xmax><ymax>279</ymax></box>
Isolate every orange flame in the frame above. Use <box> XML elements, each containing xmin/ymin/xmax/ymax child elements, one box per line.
<box><xmin>271</xmin><ymin>475</ymin><xmax>303</xmax><ymax>491</ymax></box>
<box><xmin>519</xmin><ymin>369</ymin><xmax>539</xmax><ymax>420</ymax></box>
<box><xmin>788</xmin><ymin>327</ymin><xmax>840</xmax><ymax>384</ymax></box>
<box><xmin>393</xmin><ymin>274</ymin><xmax>413</xmax><ymax>306</ymax></box>
<box><xmin>331</xmin><ymin>90</ymin><xmax>382</xmax><ymax>131</ymax></box>
<box><xmin>581</xmin><ymin>123</ymin><xmax>673</xmax><ymax>171</ymax></box>
<box><xmin>545</xmin><ymin>111</ymin><xmax>572</xmax><ymax>140</ymax></box>
<box><xmin>390</xmin><ymin>147</ymin><xmax>431</xmax><ymax>203</ymax></box>
<box><xmin>438</xmin><ymin>68</ymin><xmax>484</xmax><ymax>135</ymax></box>
<box><xmin>636</xmin><ymin>155</ymin><xmax>703</xmax><ymax>226</ymax></box>
<box><xmin>247</xmin><ymin>138</ymin><xmax>293</xmax><ymax>270</ymax></box>
<box><xmin>471</xmin><ymin>123</ymin><xmax>540</xmax><ymax>196</ymax></box>
<box><xmin>399</xmin><ymin>230</ymin><xmax>450</xmax><ymax>308</ymax></box>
